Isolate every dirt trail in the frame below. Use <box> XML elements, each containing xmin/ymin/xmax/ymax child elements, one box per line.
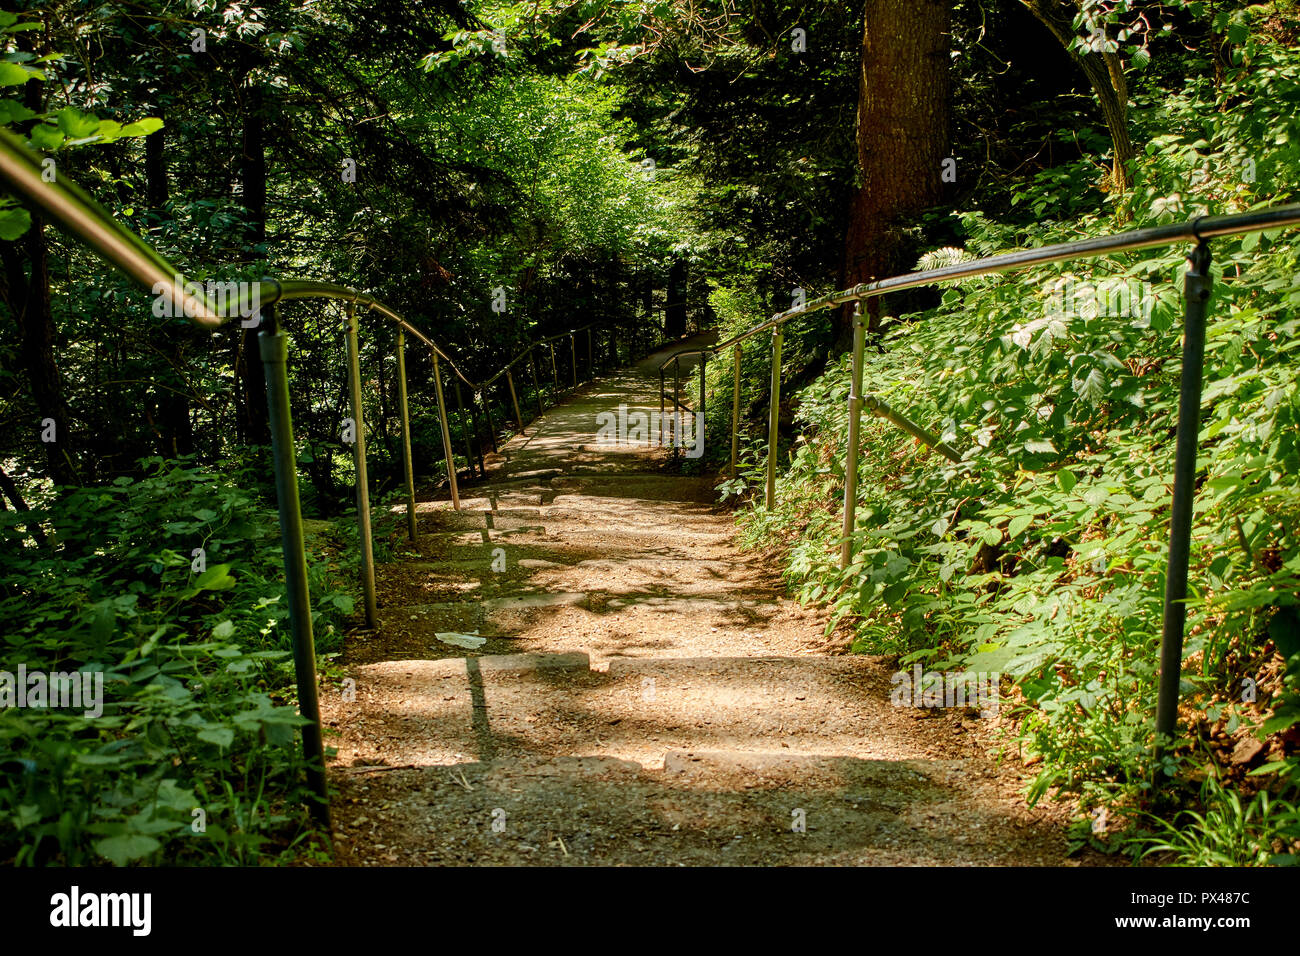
<box><xmin>320</xmin><ymin>338</ymin><xmax>1088</xmax><ymax>866</ymax></box>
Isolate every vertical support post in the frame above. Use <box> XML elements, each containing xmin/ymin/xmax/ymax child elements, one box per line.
<box><xmin>699</xmin><ymin>350</ymin><xmax>707</xmax><ymax>424</ymax></box>
<box><xmin>840</xmin><ymin>303</ymin><xmax>867</xmax><ymax>570</ymax></box>
<box><xmin>765</xmin><ymin>326</ymin><xmax>783</xmax><ymax>510</ymax></box>
<box><xmin>452</xmin><ymin>376</ymin><xmax>477</xmax><ymax>478</ymax></box>
<box><xmin>1155</xmin><ymin>241</ymin><xmax>1213</xmax><ymax>762</ymax></box>
<box><xmin>530</xmin><ymin>351</ymin><xmax>544</xmax><ymax>415</ymax></box>
<box><xmin>480</xmin><ymin>391</ymin><xmax>497</xmax><ymax>453</ymax></box>
<box><xmin>395</xmin><ymin>329</ymin><xmax>418</xmax><ymax>542</ymax></box>
<box><xmin>467</xmin><ymin>381</ymin><xmax>489</xmax><ymax>475</ymax></box>
<box><xmin>549</xmin><ymin>341</ymin><xmax>559</xmax><ymax>391</ymax></box>
<box><xmin>507</xmin><ymin>369</ymin><xmax>525</xmax><ymax>430</ymax></box>
<box><xmin>430</xmin><ymin>350</ymin><xmax>460</xmax><ymax>510</ymax></box>
<box><xmin>730</xmin><ymin>343</ymin><xmax>742</xmax><ymax>476</ymax></box>
<box><xmin>258</xmin><ymin>308</ymin><xmax>329</xmax><ymax>826</ymax></box>
<box><xmin>586</xmin><ymin>328</ymin><xmax>593</xmax><ymax>377</ymax></box>
<box><xmin>672</xmin><ymin>356</ymin><xmax>681</xmax><ymax>450</ymax></box>
<box><xmin>659</xmin><ymin>366</ymin><xmax>665</xmax><ymax>446</ymax></box>
<box><xmin>344</xmin><ymin>303</ymin><xmax>379</xmax><ymax>629</ymax></box>
<box><xmin>571</xmin><ymin>332</ymin><xmax>578</xmax><ymax>389</ymax></box>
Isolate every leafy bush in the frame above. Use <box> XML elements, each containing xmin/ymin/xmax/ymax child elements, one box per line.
<box><xmin>0</xmin><ymin>457</ymin><xmax>356</xmax><ymax>865</ymax></box>
<box><xmin>735</xmin><ymin>40</ymin><xmax>1300</xmax><ymax>863</ymax></box>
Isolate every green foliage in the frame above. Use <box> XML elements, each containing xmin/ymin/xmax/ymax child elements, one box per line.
<box><xmin>739</xmin><ymin>33</ymin><xmax>1300</xmax><ymax>863</ymax></box>
<box><xmin>1127</xmin><ymin>773</ymin><xmax>1300</xmax><ymax>866</ymax></box>
<box><xmin>0</xmin><ymin>458</ymin><xmax>356</xmax><ymax>865</ymax></box>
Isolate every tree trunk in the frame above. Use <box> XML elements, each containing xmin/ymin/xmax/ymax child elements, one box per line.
<box><xmin>665</xmin><ymin>257</ymin><xmax>687</xmax><ymax>340</ymax></box>
<box><xmin>841</xmin><ymin>0</ymin><xmax>951</xmax><ymax>340</ymax></box>
<box><xmin>145</xmin><ymin>114</ymin><xmax>169</xmax><ymax>210</ymax></box>
<box><xmin>1020</xmin><ymin>0</ymin><xmax>1135</xmax><ymax>193</ymax></box>
<box><xmin>0</xmin><ymin>79</ymin><xmax>77</xmax><ymax>487</ymax></box>
<box><xmin>641</xmin><ymin>270</ymin><xmax>653</xmax><ymax>330</ymax></box>
<box><xmin>238</xmin><ymin>85</ymin><xmax>271</xmax><ymax>446</ymax></box>
<box><xmin>146</xmin><ymin>117</ymin><xmax>195</xmax><ymax>458</ymax></box>
<box><xmin>0</xmin><ymin>220</ymin><xmax>77</xmax><ymax>487</ymax></box>
<box><xmin>0</xmin><ymin>464</ymin><xmax>47</xmax><ymax>547</ymax></box>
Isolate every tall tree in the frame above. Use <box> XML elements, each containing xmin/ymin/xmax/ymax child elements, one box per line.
<box><xmin>1019</xmin><ymin>0</ymin><xmax>1136</xmax><ymax>193</ymax></box>
<box><xmin>665</xmin><ymin>256</ymin><xmax>688</xmax><ymax>339</ymax></box>
<box><xmin>0</xmin><ymin>51</ymin><xmax>77</xmax><ymax>487</ymax></box>
<box><xmin>237</xmin><ymin>82</ymin><xmax>271</xmax><ymax>446</ymax></box>
<box><xmin>841</xmin><ymin>0</ymin><xmax>952</xmax><ymax>337</ymax></box>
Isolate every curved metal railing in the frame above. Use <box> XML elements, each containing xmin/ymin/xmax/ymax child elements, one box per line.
<box><xmin>9</xmin><ymin>116</ymin><xmax>1300</xmax><ymax>810</ymax></box>
<box><xmin>657</xmin><ymin>199</ymin><xmax>1300</xmax><ymax>765</ymax></box>
<box><xmin>0</xmin><ymin>128</ymin><xmax>653</xmax><ymax>824</ymax></box>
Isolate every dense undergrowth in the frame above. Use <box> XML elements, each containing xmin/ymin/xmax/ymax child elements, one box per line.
<box><xmin>0</xmin><ymin>457</ymin><xmax>375</xmax><ymax>865</ymax></box>
<box><xmin>711</xmin><ymin>44</ymin><xmax>1300</xmax><ymax>865</ymax></box>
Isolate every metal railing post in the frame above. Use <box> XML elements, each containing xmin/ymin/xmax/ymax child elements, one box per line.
<box><xmin>507</xmin><ymin>369</ymin><xmax>525</xmax><ymax>430</ymax></box>
<box><xmin>672</xmin><ymin>356</ymin><xmax>681</xmax><ymax>450</ymax></box>
<box><xmin>1155</xmin><ymin>241</ymin><xmax>1214</xmax><ymax>762</ymax></box>
<box><xmin>659</xmin><ymin>367</ymin><xmax>665</xmax><ymax>446</ymax></box>
<box><xmin>395</xmin><ymin>329</ymin><xmax>418</xmax><ymax>542</ymax></box>
<box><xmin>570</xmin><ymin>332</ymin><xmax>578</xmax><ymax>389</ymax></box>
<box><xmin>430</xmin><ymin>350</ymin><xmax>461</xmax><ymax>510</ymax></box>
<box><xmin>479</xmin><ymin>391</ymin><xmax>497</xmax><ymax>454</ymax></box>
<box><xmin>730</xmin><ymin>343</ymin><xmax>741</xmax><ymax>476</ymax></box>
<box><xmin>586</xmin><ymin>327</ymin><xmax>593</xmax><ymax>376</ymax></box>
<box><xmin>530</xmin><ymin>350</ymin><xmax>545</xmax><ymax>415</ymax></box>
<box><xmin>452</xmin><ymin>376</ymin><xmax>477</xmax><ymax>478</ymax></box>
<box><xmin>765</xmin><ymin>326</ymin><xmax>783</xmax><ymax>510</ymax></box>
<box><xmin>840</xmin><ymin>304</ymin><xmax>867</xmax><ymax>569</ymax></box>
<box><xmin>699</xmin><ymin>350</ymin><xmax>707</xmax><ymax>424</ymax></box>
<box><xmin>549</xmin><ymin>341</ymin><xmax>559</xmax><ymax>391</ymax></box>
<box><xmin>475</xmin><ymin>400</ymin><xmax>489</xmax><ymax>473</ymax></box>
<box><xmin>466</xmin><ymin>381</ymin><xmax>488</xmax><ymax>475</ymax></box>
<box><xmin>344</xmin><ymin>303</ymin><xmax>379</xmax><ymax>628</ymax></box>
<box><xmin>258</xmin><ymin>308</ymin><xmax>330</xmax><ymax>826</ymax></box>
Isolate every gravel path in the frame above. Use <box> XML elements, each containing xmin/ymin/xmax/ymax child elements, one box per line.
<box><xmin>319</xmin><ymin>338</ymin><xmax>1096</xmax><ymax>866</ymax></box>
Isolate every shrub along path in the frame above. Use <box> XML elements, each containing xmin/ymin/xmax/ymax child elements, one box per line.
<box><xmin>318</xmin><ymin>338</ymin><xmax>1093</xmax><ymax>865</ymax></box>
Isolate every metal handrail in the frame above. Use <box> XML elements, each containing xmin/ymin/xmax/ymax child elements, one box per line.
<box><xmin>480</xmin><ymin>323</ymin><xmax>596</xmax><ymax>388</ymax></box>
<box><xmin>0</xmin><ymin>128</ymin><xmax>639</xmax><ymax>827</ymax></box>
<box><xmin>11</xmin><ymin>109</ymin><xmax>1293</xmax><ymax>807</ymax></box>
<box><xmin>676</xmin><ymin>201</ymin><xmax>1300</xmax><ymax>770</ymax></box>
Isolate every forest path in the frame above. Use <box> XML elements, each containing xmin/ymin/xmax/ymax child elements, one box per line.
<box><xmin>318</xmin><ymin>337</ymin><xmax>1082</xmax><ymax>866</ymax></box>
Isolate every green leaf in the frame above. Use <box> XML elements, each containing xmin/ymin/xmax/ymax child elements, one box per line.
<box><xmin>0</xmin><ymin>206</ymin><xmax>31</xmax><ymax>240</ymax></box>
<box><xmin>26</xmin><ymin>123</ymin><xmax>63</xmax><ymax>151</ymax></box>
<box><xmin>1076</xmin><ymin>368</ymin><xmax>1107</xmax><ymax>405</ymax></box>
<box><xmin>1057</xmin><ymin>469</ymin><xmax>1077</xmax><ymax>493</ymax></box>
<box><xmin>0</xmin><ymin>61</ymin><xmax>38</xmax><ymax>86</ymax></box>
<box><xmin>1009</xmin><ymin>514</ymin><xmax>1034</xmax><ymax>538</ymax></box>
<box><xmin>212</xmin><ymin>619</ymin><xmax>235</xmax><ymax>639</ymax></box>
<box><xmin>1269</xmin><ymin>606</ymin><xmax>1300</xmax><ymax>659</ymax></box>
<box><xmin>197</xmin><ymin>726</ymin><xmax>235</xmax><ymax>748</ymax></box>
<box><xmin>95</xmin><ymin>833</ymin><xmax>161</xmax><ymax>866</ymax></box>
<box><xmin>0</xmin><ymin>98</ymin><xmax>35</xmax><ymax>123</ymax></box>
<box><xmin>194</xmin><ymin>564</ymin><xmax>236</xmax><ymax>591</ymax></box>
<box><xmin>1262</xmin><ymin>712</ymin><xmax>1299</xmax><ymax>735</ymax></box>
<box><xmin>119</xmin><ymin>117</ymin><xmax>164</xmax><ymax>138</ymax></box>
<box><xmin>56</xmin><ymin>107</ymin><xmax>100</xmax><ymax>139</ymax></box>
